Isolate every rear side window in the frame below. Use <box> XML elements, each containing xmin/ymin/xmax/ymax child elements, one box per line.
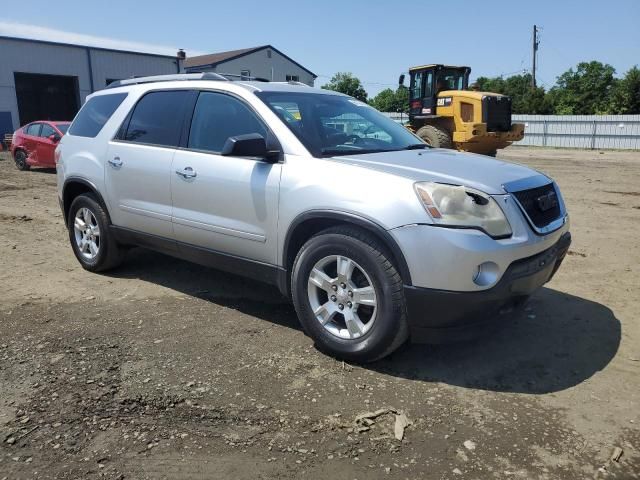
<box><xmin>26</xmin><ymin>123</ymin><xmax>41</xmax><ymax>136</ymax></box>
<box><xmin>123</xmin><ymin>90</ymin><xmax>191</xmax><ymax>147</ymax></box>
<box><xmin>188</xmin><ymin>92</ymin><xmax>268</xmax><ymax>153</ymax></box>
<box><xmin>68</xmin><ymin>93</ymin><xmax>127</xmax><ymax>138</ymax></box>
<box><xmin>40</xmin><ymin>124</ymin><xmax>56</xmax><ymax>138</ymax></box>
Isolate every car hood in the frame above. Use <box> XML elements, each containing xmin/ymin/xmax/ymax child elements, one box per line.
<box><xmin>328</xmin><ymin>148</ymin><xmax>547</xmax><ymax>195</ymax></box>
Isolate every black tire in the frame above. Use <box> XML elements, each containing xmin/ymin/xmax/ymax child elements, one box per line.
<box><xmin>416</xmin><ymin>125</ymin><xmax>453</xmax><ymax>149</ymax></box>
<box><xmin>291</xmin><ymin>226</ymin><xmax>409</xmax><ymax>362</ymax></box>
<box><xmin>14</xmin><ymin>150</ymin><xmax>30</xmax><ymax>171</ymax></box>
<box><xmin>67</xmin><ymin>194</ymin><xmax>124</xmax><ymax>272</ymax></box>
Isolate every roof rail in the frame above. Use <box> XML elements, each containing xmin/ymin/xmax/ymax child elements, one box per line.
<box><xmin>216</xmin><ymin>73</ymin><xmax>270</xmax><ymax>82</ymax></box>
<box><xmin>106</xmin><ymin>72</ymin><xmax>229</xmax><ymax>89</ymax></box>
<box><xmin>282</xmin><ymin>81</ymin><xmax>311</xmax><ymax>87</ymax></box>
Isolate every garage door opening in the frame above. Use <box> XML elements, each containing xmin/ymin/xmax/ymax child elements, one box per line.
<box><xmin>14</xmin><ymin>72</ymin><xmax>80</xmax><ymax>126</ymax></box>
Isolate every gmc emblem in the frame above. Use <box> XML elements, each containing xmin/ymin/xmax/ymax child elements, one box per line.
<box><xmin>536</xmin><ymin>191</ymin><xmax>558</xmax><ymax>212</ymax></box>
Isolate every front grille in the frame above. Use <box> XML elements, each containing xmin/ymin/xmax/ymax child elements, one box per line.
<box><xmin>512</xmin><ymin>183</ymin><xmax>562</xmax><ymax>229</ymax></box>
<box><xmin>482</xmin><ymin>95</ymin><xmax>512</xmax><ymax>132</ymax></box>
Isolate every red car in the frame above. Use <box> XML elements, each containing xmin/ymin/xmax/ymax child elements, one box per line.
<box><xmin>11</xmin><ymin>121</ymin><xmax>70</xmax><ymax>170</ymax></box>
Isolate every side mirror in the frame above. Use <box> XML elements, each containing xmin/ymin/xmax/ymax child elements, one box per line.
<box><xmin>398</xmin><ymin>74</ymin><xmax>405</xmax><ymax>87</ymax></box>
<box><xmin>221</xmin><ymin>133</ymin><xmax>281</xmax><ymax>162</ymax></box>
<box><xmin>49</xmin><ymin>133</ymin><xmax>61</xmax><ymax>143</ymax></box>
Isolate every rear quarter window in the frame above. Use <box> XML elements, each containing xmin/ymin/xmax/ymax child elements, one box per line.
<box><xmin>121</xmin><ymin>90</ymin><xmax>191</xmax><ymax>147</ymax></box>
<box><xmin>68</xmin><ymin>93</ymin><xmax>127</xmax><ymax>138</ymax></box>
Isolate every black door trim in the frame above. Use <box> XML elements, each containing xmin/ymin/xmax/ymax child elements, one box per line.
<box><xmin>111</xmin><ymin>225</ymin><xmax>287</xmax><ymax>293</ymax></box>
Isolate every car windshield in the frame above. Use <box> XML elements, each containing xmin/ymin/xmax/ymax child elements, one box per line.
<box><xmin>56</xmin><ymin>123</ymin><xmax>70</xmax><ymax>134</ymax></box>
<box><xmin>255</xmin><ymin>91</ymin><xmax>426</xmax><ymax>157</ymax></box>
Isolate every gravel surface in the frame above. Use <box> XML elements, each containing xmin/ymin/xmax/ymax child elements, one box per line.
<box><xmin>0</xmin><ymin>147</ymin><xmax>638</xmax><ymax>479</ymax></box>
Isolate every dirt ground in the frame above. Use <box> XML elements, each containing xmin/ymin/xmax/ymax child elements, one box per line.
<box><xmin>0</xmin><ymin>146</ymin><xmax>638</xmax><ymax>480</ymax></box>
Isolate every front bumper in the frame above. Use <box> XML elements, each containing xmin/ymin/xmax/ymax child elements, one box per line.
<box><xmin>453</xmin><ymin>122</ymin><xmax>525</xmax><ymax>142</ymax></box>
<box><xmin>405</xmin><ymin>231</ymin><xmax>571</xmax><ymax>343</ymax></box>
<box><xmin>453</xmin><ymin>123</ymin><xmax>525</xmax><ymax>153</ymax></box>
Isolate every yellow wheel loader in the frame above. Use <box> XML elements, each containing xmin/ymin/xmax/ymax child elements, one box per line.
<box><xmin>399</xmin><ymin>64</ymin><xmax>524</xmax><ymax>156</ymax></box>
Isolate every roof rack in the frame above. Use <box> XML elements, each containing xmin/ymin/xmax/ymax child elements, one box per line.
<box><xmin>216</xmin><ymin>73</ymin><xmax>270</xmax><ymax>82</ymax></box>
<box><xmin>106</xmin><ymin>72</ymin><xmax>229</xmax><ymax>89</ymax></box>
<box><xmin>105</xmin><ymin>72</ymin><xmax>311</xmax><ymax>90</ymax></box>
<box><xmin>282</xmin><ymin>81</ymin><xmax>311</xmax><ymax>87</ymax></box>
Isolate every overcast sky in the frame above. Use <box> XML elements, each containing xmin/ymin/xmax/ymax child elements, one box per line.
<box><xmin>2</xmin><ymin>0</ymin><xmax>639</xmax><ymax>96</ymax></box>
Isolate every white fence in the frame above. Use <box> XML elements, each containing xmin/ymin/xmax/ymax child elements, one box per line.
<box><xmin>381</xmin><ymin>112</ymin><xmax>408</xmax><ymax>123</ymax></box>
<box><xmin>382</xmin><ymin>112</ymin><xmax>640</xmax><ymax>150</ymax></box>
<box><xmin>512</xmin><ymin>115</ymin><xmax>640</xmax><ymax>150</ymax></box>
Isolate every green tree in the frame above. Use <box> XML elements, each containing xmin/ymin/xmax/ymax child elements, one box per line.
<box><xmin>370</xmin><ymin>87</ymin><xmax>408</xmax><ymax>112</ymax></box>
<box><xmin>475</xmin><ymin>73</ymin><xmax>553</xmax><ymax>114</ymax></box>
<box><xmin>609</xmin><ymin>66</ymin><xmax>640</xmax><ymax>114</ymax></box>
<box><xmin>548</xmin><ymin>61</ymin><xmax>617</xmax><ymax>114</ymax></box>
<box><xmin>475</xmin><ymin>76</ymin><xmax>506</xmax><ymax>93</ymax></box>
<box><xmin>321</xmin><ymin>72</ymin><xmax>368</xmax><ymax>102</ymax></box>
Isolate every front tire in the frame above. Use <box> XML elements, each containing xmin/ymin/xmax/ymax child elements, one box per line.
<box><xmin>416</xmin><ymin>125</ymin><xmax>453</xmax><ymax>149</ymax></box>
<box><xmin>291</xmin><ymin>226</ymin><xmax>408</xmax><ymax>362</ymax></box>
<box><xmin>14</xmin><ymin>150</ymin><xmax>30</xmax><ymax>171</ymax></box>
<box><xmin>67</xmin><ymin>194</ymin><xmax>124</xmax><ymax>272</ymax></box>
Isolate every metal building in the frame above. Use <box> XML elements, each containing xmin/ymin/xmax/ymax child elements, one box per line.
<box><xmin>0</xmin><ymin>35</ymin><xmax>185</xmax><ymax>138</ymax></box>
<box><xmin>185</xmin><ymin>45</ymin><xmax>316</xmax><ymax>86</ymax></box>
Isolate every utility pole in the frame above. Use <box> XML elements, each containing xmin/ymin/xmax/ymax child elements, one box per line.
<box><xmin>532</xmin><ymin>25</ymin><xmax>539</xmax><ymax>89</ymax></box>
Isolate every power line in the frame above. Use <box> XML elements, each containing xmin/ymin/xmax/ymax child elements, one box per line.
<box><xmin>499</xmin><ymin>68</ymin><xmax>529</xmax><ymax>78</ymax></box>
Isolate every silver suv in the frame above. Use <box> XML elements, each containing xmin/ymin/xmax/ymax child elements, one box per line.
<box><xmin>56</xmin><ymin>73</ymin><xmax>571</xmax><ymax>362</ymax></box>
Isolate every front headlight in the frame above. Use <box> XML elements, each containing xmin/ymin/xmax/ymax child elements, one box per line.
<box><xmin>414</xmin><ymin>182</ymin><xmax>512</xmax><ymax>238</ymax></box>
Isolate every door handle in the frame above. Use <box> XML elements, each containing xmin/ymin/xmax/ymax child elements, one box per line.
<box><xmin>108</xmin><ymin>156</ymin><xmax>123</xmax><ymax>168</ymax></box>
<box><xmin>175</xmin><ymin>167</ymin><xmax>197</xmax><ymax>179</ymax></box>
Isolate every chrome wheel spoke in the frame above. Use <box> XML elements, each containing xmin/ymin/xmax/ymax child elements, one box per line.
<box><xmin>309</xmin><ymin>267</ymin><xmax>335</xmax><ymax>293</ymax></box>
<box><xmin>337</xmin><ymin>255</ymin><xmax>354</xmax><ymax>281</ymax></box>
<box><xmin>83</xmin><ymin>208</ymin><xmax>92</xmax><ymax>226</ymax></box>
<box><xmin>344</xmin><ymin>310</ymin><xmax>365</xmax><ymax>338</ymax></box>
<box><xmin>74</xmin><ymin>217</ymin><xmax>86</xmax><ymax>231</ymax></box>
<box><xmin>314</xmin><ymin>302</ymin><xmax>337</xmax><ymax>325</ymax></box>
<box><xmin>88</xmin><ymin>241</ymin><xmax>98</xmax><ymax>256</ymax></box>
<box><xmin>353</xmin><ymin>286</ymin><xmax>376</xmax><ymax>307</ymax></box>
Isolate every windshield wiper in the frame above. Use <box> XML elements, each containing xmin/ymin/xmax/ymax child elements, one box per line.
<box><xmin>403</xmin><ymin>143</ymin><xmax>430</xmax><ymax>150</ymax></box>
<box><xmin>321</xmin><ymin>148</ymin><xmax>392</xmax><ymax>157</ymax></box>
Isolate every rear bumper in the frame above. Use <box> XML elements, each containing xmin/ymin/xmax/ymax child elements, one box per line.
<box><xmin>405</xmin><ymin>231</ymin><xmax>571</xmax><ymax>343</ymax></box>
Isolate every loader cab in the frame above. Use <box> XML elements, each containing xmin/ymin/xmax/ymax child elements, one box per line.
<box><xmin>402</xmin><ymin>65</ymin><xmax>470</xmax><ymax>118</ymax></box>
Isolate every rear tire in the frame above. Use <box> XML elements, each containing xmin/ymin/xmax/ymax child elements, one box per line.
<box><xmin>291</xmin><ymin>226</ymin><xmax>409</xmax><ymax>362</ymax></box>
<box><xmin>416</xmin><ymin>125</ymin><xmax>453</xmax><ymax>149</ymax></box>
<box><xmin>67</xmin><ymin>194</ymin><xmax>124</xmax><ymax>272</ymax></box>
<box><xmin>13</xmin><ymin>150</ymin><xmax>30</xmax><ymax>171</ymax></box>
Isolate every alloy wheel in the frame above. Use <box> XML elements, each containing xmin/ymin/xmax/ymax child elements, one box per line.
<box><xmin>307</xmin><ymin>255</ymin><xmax>377</xmax><ymax>339</ymax></box>
<box><xmin>73</xmin><ymin>207</ymin><xmax>101</xmax><ymax>260</ymax></box>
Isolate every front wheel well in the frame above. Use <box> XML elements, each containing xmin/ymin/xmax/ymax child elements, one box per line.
<box><xmin>283</xmin><ymin>214</ymin><xmax>412</xmax><ymax>295</ymax></box>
